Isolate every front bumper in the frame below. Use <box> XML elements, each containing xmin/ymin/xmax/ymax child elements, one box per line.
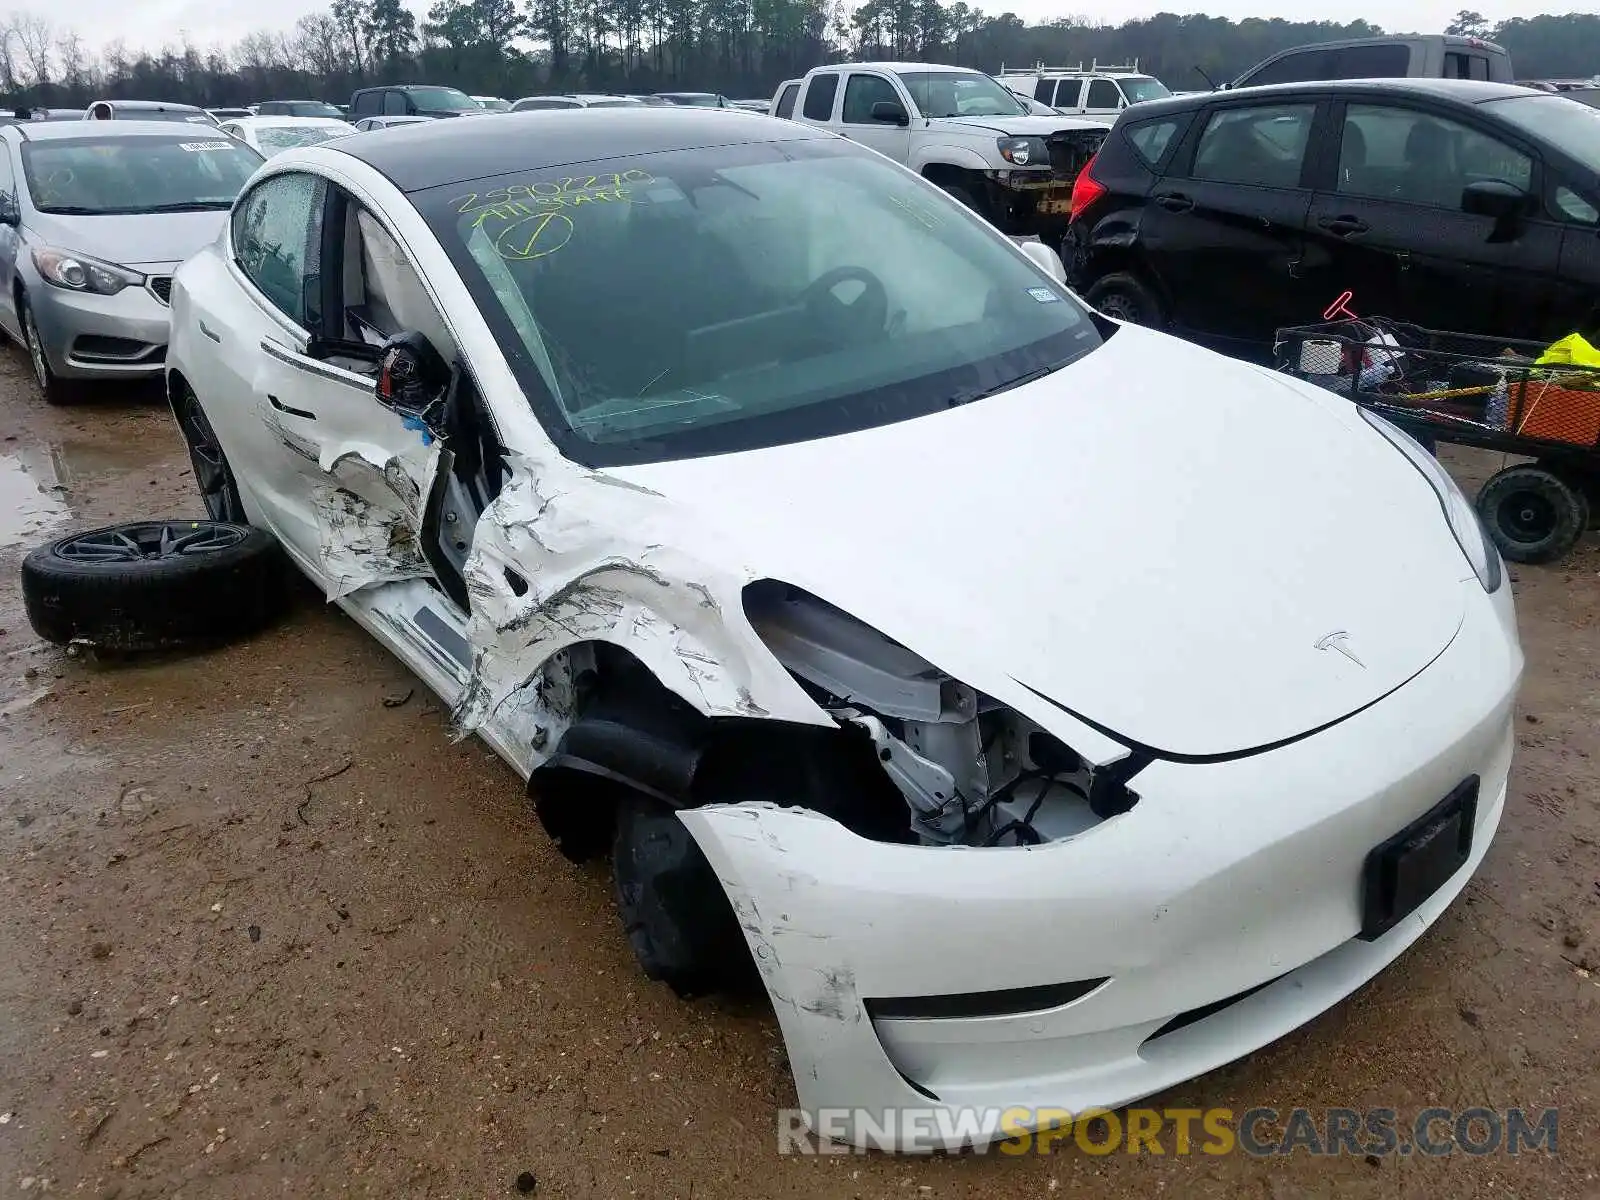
<box><xmin>983</xmin><ymin>169</ymin><xmax>1076</xmax><ymax>240</ymax></box>
<box><xmin>31</xmin><ymin>272</ymin><xmax>174</xmax><ymax>380</ymax></box>
<box><xmin>681</xmin><ymin>579</ymin><xmax>1522</xmax><ymax>1150</ymax></box>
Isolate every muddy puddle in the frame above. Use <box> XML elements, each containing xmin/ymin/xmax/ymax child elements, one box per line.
<box><xmin>0</xmin><ymin>449</ymin><xmax>69</xmax><ymax>546</ymax></box>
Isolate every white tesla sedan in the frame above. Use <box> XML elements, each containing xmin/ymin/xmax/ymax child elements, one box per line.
<box><xmin>164</xmin><ymin>110</ymin><xmax>1523</xmax><ymax>1151</ymax></box>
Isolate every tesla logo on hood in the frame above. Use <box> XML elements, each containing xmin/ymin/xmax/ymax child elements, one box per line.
<box><xmin>1315</xmin><ymin>631</ymin><xmax>1365</xmax><ymax>669</ymax></box>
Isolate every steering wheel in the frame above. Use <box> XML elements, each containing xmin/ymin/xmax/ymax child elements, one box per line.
<box><xmin>799</xmin><ymin>266</ymin><xmax>889</xmax><ymax>346</ymax></box>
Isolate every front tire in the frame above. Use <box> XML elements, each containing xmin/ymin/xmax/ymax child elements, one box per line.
<box><xmin>19</xmin><ymin>291</ymin><xmax>77</xmax><ymax>405</ymax></box>
<box><xmin>1085</xmin><ymin>272</ymin><xmax>1167</xmax><ymax>329</ymax></box>
<box><xmin>1476</xmin><ymin>464</ymin><xmax>1589</xmax><ymax>564</ymax></box>
<box><xmin>611</xmin><ymin>799</ymin><xmax>758</xmax><ymax>999</ymax></box>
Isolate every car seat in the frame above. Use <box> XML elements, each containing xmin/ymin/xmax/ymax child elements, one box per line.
<box><xmin>1402</xmin><ymin>121</ymin><xmax>1457</xmax><ymax>207</ymax></box>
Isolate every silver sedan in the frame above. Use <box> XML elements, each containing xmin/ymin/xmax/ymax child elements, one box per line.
<box><xmin>0</xmin><ymin>120</ymin><xmax>263</xmax><ymax>403</ymax></box>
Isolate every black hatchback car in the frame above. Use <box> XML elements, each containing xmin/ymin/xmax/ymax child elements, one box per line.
<box><xmin>1066</xmin><ymin>80</ymin><xmax>1600</xmax><ymax>355</ymax></box>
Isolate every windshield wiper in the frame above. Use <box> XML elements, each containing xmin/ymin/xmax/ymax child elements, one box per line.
<box><xmin>946</xmin><ymin>358</ymin><xmax>1076</xmax><ymax>408</ymax></box>
<box><xmin>138</xmin><ymin>201</ymin><xmax>233</xmax><ymax>212</ymax></box>
<box><xmin>35</xmin><ymin>206</ymin><xmax>105</xmax><ymax>215</ymax></box>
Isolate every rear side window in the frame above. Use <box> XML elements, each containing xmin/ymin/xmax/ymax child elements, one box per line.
<box><xmin>1445</xmin><ymin>52</ymin><xmax>1490</xmax><ymax>81</ymax></box>
<box><xmin>774</xmin><ymin>84</ymin><xmax>799</xmax><ymax>119</ymax></box>
<box><xmin>1054</xmin><ymin>80</ymin><xmax>1081</xmax><ymax>108</ymax></box>
<box><xmin>1191</xmin><ymin>103</ymin><xmax>1316</xmax><ymax>188</ymax></box>
<box><xmin>1033</xmin><ymin>79</ymin><xmax>1053</xmax><ymax>103</ymax></box>
<box><xmin>1243</xmin><ymin>48</ymin><xmax>1334</xmax><ymax>87</ymax></box>
<box><xmin>803</xmin><ymin>74</ymin><xmax>839</xmax><ymax>121</ymax></box>
<box><xmin>1085</xmin><ymin>79</ymin><xmax>1121</xmax><ymax>110</ymax></box>
<box><xmin>352</xmin><ymin>92</ymin><xmax>379</xmax><ymax>116</ymax></box>
<box><xmin>383</xmin><ymin>91</ymin><xmax>407</xmax><ymax>116</ymax></box>
<box><xmin>1337</xmin><ymin>45</ymin><xmax>1411</xmax><ymax>77</ymax></box>
<box><xmin>1126</xmin><ymin>117</ymin><xmax>1184</xmax><ymax>168</ymax></box>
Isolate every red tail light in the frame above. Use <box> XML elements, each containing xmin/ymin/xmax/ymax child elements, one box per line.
<box><xmin>1069</xmin><ymin>154</ymin><xmax>1106</xmax><ymax>222</ymax></box>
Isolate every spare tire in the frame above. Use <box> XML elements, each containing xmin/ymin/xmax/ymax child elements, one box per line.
<box><xmin>21</xmin><ymin>519</ymin><xmax>284</xmax><ymax>652</ymax></box>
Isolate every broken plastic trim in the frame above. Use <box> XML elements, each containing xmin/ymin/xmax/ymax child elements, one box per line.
<box><xmin>864</xmin><ymin>976</ymin><xmax>1110</xmax><ymax>1022</ymax></box>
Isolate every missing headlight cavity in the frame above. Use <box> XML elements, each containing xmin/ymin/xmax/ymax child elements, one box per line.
<box><xmin>742</xmin><ymin>580</ymin><xmax>1141</xmax><ymax>846</ymax></box>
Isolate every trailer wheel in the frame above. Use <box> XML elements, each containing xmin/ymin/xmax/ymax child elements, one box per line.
<box><xmin>1476</xmin><ymin>465</ymin><xmax>1589</xmax><ymax>564</ymax></box>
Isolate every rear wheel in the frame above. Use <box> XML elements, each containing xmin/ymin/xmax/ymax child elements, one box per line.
<box><xmin>1085</xmin><ymin>272</ymin><xmax>1167</xmax><ymax>329</ymax></box>
<box><xmin>1476</xmin><ymin>464</ymin><xmax>1589</xmax><ymax>564</ymax></box>
<box><xmin>171</xmin><ymin>379</ymin><xmax>249</xmax><ymax>523</ymax></box>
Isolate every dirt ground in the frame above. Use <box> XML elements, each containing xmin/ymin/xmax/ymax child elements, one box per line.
<box><xmin>0</xmin><ymin>351</ymin><xmax>1595</xmax><ymax>1200</ymax></box>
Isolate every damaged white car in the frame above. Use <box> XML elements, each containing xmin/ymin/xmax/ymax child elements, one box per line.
<box><xmin>164</xmin><ymin>109</ymin><xmax>1524</xmax><ymax>1151</ymax></box>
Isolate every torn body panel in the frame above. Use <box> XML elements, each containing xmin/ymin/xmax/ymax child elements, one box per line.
<box><xmin>449</xmin><ymin>455</ymin><xmax>830</xmax><ymax>754</ymax></box>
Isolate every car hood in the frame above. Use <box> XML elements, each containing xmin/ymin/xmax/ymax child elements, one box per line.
<box><xmin>609</xmin><ymin>326</ymin><xmax>1471</xmax><ymax>759</ymax></box>
<box><xmin>25</xmin><ymin>209</ymin><xmax>230</xmax><ymax>272</ymax></box>
<box><xmin>929</xmin><ymin>113</ymin><xmax>1105</xmax><ymax>137</ymax></box>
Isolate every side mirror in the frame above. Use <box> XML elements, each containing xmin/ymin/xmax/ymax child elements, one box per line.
<box><xmin>376</xmin><ymin>330</ymin><xmax>451</xmax><ymax>432</ymax></box>
<box><xmin>1462</xmin><ymin>179</ymin><xmax>1527</xmax><ymax>221</ymax></box>
<box><xmin>1018</xmin><ymin>239</ymin><xmax>1066</xmax><ymax>283</ymax></box>
<box><xmin>871</xmin><ymin>100</ymin><xmax>910</xmax><ymax>127</ymax></box>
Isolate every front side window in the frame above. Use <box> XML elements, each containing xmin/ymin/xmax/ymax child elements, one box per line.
<box><xmin>1085</xmin><ymin>79</ymin><xmax>1121</xmax><ymax>110</ymax></box>
<box><xmin>353</xmin><ymin>92</ymin><xmax>380</xmax><ymax>115</ymax></box>
<box><xmin>896</xmin><ymin>71</ymin><xmax>1026</xmax><ymax>118</ymax></box>
<box><xmin>422</xmin><ymin>138</ymin><xmax>1101</xmax><ymax>467</ymax></box>
<box><xmin>290</xmin><ymin>102</ymin><xmax>346</xmax><ymax>119</ymax></box>
<box><xmin>383</xmin><ymin>92</ymin><xmax>408</xmax><ymax>116</ymax></box>
<box><xmin>842</xmin><ymin>75</ymin><xmax>900</xmax><ymax>124</ymax></box>
<box><xmin>22</xmin><ymin>135</ymin><xmax>262</xmax><ymax>215</ymax></box>
<box><xmin>1191</xmin><ymin>103</ymin><xmax>1316</xmax><ymax>188</ymax></box>
<box><xmin>802</xmin><ymin>74</ymin><xmax>838</xmax><ymax>120</ymax></box>
<box><xmin>1053</xmin><ymin>80</ymin><xmax>1082</xmax><ymax>108</ymax></box>
<box><xmin>1337</xmin><ymin>105</ymin><xmax>1532</xmax><ymax>207</ymax></box>
<box><xmin>404</xmin><ymin>86</ymin><xmax>478</xmax><ymax>112</ymax></box>
<box><xmin>774</xmin><ymin>84</ymin><xmax>799</xmax><ymax>120</ymax></box>
<box><xmin>231</xmin><ymin>172</ymin><xmax>326</xmax><ymax>326</ymax></box>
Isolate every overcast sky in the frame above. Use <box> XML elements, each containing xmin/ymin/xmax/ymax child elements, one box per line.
<box><xmin>56</xmin><ymin>1</ymin><xmax>1600</xmax><ymax>56</ymax></box>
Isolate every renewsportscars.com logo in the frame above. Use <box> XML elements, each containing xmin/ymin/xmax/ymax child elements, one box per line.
<box><xmin>777</xmin><ymin>1106</ymin><xmax>1560</xmax><ymax>1156</ymax></box>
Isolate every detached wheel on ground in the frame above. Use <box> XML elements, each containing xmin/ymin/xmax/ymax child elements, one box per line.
<box><xmin>18</xmin><ymin>291</ymin><xmax>79</xmax><ymax>405</ymax></box>
<box><xmin>21</xmin><ymin>520</ymin><xmax>285</xmax><ymax>652</ymax></box>
<box><xmin>1084</xmin><ymin>272</ymin><xmax>1166</xmax><ymax>329</ymax></box>
<box><xmin>1476</xmin><ymin>464</ymin><xmax>1589</xmax><ymax>564</ymax></box>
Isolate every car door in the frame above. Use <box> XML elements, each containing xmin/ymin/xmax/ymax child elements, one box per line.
<box><xmin>1548</xmin><ymin>179</ymin><xmax>1600</xmax><ymax>340</ymax></box>
<box><xmin>1138</xmin><ymin>98</ymin><xmax>1322</xmax><ymax>351</ymax></box>
<box><xmin>839</xmin><ymin>71</ymin><xmax>911</xmax><ymax>163</ymax></box>
<box><xmin>0</xmin><ymin>140</ymin><xmax>21</xmax><ymax>336</ymax></box>
<box><xmin>212</xmin><ymin>170</ymin><xmax>448</xmax><ymax>597</ymax></box>
<box><xmin>1305</xmin><ymin>101</ymin><xmax>1557</xmax><ymax>338</ymax></box>
<box><xmin>1052</xmin><ymin>79</ymin><xmax>1083</xmax><ymax>115</ymax></box>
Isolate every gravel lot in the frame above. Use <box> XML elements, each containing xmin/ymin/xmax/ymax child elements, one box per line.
<box><xmin>0</xmin><ymin>355</ymin><xmax>1595</xmax><ymax>1198</ymax></box>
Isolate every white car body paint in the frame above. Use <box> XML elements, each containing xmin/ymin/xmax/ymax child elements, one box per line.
<box><xmin>166</xmin><ymin>133</ymin><xmax>1524</xmax><ymax>1153</ymax></box>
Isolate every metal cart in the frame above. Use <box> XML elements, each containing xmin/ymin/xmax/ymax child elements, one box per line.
<box><xmin>1275</xmin><ymin>317</ymin><xmax>1600</xmax><ymax>565</ymax></box>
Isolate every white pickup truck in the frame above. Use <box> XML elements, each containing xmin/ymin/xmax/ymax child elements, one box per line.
<box><xmin>778</xmin><ymin>62</ymin><xmax>1106</xmax><ymax>245</ymax></box>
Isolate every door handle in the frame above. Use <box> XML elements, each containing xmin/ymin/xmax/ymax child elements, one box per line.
<box><xmin>267</xmin><ymin>394</ymin><xmax>317</xmax><ymax>420</ymax></box>
<box><xmin>1155</xmin><ymin>192</ymin><xmax>1194</xmax><ymax>213</ymax></box>
<box><xmin>1317</xmin><ymin>215</ymin><xmax>1370</xmax><ymax>237</ymax></box>
<box><xmin>198</xmin><ymin>319</ymin><xmax>222</xmax><ymax>343</ymax></box>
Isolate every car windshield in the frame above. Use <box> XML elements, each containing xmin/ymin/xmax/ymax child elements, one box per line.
<box><xmin>1487</xmin><ymin>94</ymin><xmax>1600</xmax><ymax>172</ymax></box>
<box><xmin>587</xmin><ymin>99</ymin><xmax>641</xmax><ymax>108</ymax></box>
<box><xmin>477</xmin><ymin>98</ymin><xmax>511</xmax><ymax>111</ymax></box>
<box><xmin>22</xmin><ymin>136</ymin><xmax>263</xmax><ymax>215</ymax></box>
<box><xmin>1121</xmin><ymin>77</ymin><xmax>1171</xmax><ymax>104</ymax></box>
<box><xmin>289</xmin><ymin>102</ymin><xmax>344</xmax><ymax>119</ymax></box>
<box><xmin>407</xmin><ymin>86</ymin><xmax>478</xmax><ymax>112</ymax></box>
<box><xmin>667</xmin><ymin>94</ymin><xmax>720</xmax><ymax>106</ymax></box>
<box><xmin>895</xmin><ymin>70</ymin><xmax>1027</xmax><ymax>118</ymax></box>
<box><xmin>255</xmin><ymin>125</ymin><xmax>348</xmax><ymax>152</ymax></box>
<box><xmin>420</xmin><ymin>137</ymin><xmax>1100</xmax><ymax>466</ymax></box>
